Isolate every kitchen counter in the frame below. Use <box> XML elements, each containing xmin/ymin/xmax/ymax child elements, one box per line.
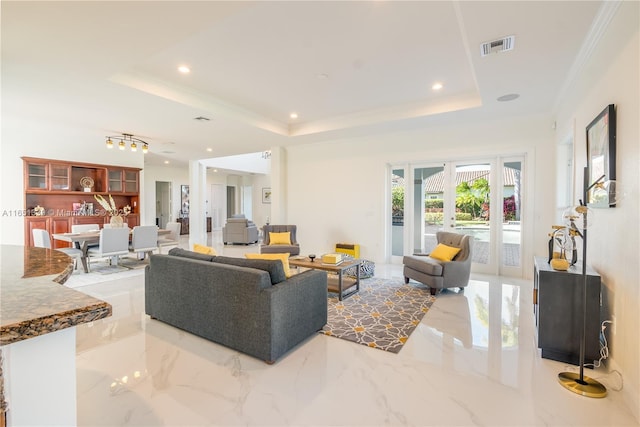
<box><xmin>0</xmin><ymin>244</ymin><xmax>112</xmax><ymax>426</ymax></box>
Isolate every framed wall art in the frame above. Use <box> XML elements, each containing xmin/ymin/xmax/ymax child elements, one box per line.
<box><xmin>181</xmin><ymin>185</ymin><xmax>190</xmax><ymax>214</ymax></box>
<box><xmin>585</xmin><ymin>104</ymin><xmax>616</xmax><ymax>207</ymax></box>
<box><xmin>262</xmin><ymin>187</ymin><xmax>271</xmax><ymax>204</ymax></box>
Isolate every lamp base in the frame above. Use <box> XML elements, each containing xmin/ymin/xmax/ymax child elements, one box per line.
<box><xmin>558</xmin><ymin>372</ymin><xmax>607</xmax><ymax>398</ymax></box>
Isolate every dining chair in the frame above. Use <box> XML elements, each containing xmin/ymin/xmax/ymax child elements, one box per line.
<box><xmin>87</xmin><ymin>227</ymin><xmax>130</xmax><ymax>270</ymax></box>
<box><xmin>157</xmin><ymin>221</ymin><xmax>181</xmax><ymax>253</ymax></box>
<box><xmin>32</xmin><ymin>228</ymin><xmax>83</xmax><ymax>270</ymax></box>
<box><xmin>71</xmin><ymin>223</ymin><xmax>101</xmax><ymax>233</ymax></box>
<box><xmin>129</xmin><ymin>225</ymin><xmax>158</xmax><ymax>260</ymax></box>
<box><xmin>71</xmin><ymin>223</ymin><xmax>101</xmax><ymax>249</ymax></box>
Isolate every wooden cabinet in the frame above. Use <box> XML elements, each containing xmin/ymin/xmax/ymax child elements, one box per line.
<box><xmin>177</xmin><ymin>218</ymin><xmax>189</xmax><ymax>235</ymax></box>
<box><xmin>533</xmin><ymin>257</ymin><xmax>601</xmax><ymax>366</ymax></box>
<box><xmin>107</xmin><ymin>168</ymin><xmax>139</xmax><ymax>193</ymax></box>
<box><xmin>23</xmin><ymin>157</ymin><xmax>141</xmax><ymax>247</ymax></box>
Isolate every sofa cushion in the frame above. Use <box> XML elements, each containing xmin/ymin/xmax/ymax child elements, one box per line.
<box><xmin>429</xmin><ymin>243</ymin><xmax>461</xmax><ymax>261</ymax></box>
<box><xmin>269</xmin><ymin>231</ymin><xmax>291</xmax><ymax>245</ymax></box>
<box><xmin>402</xmin><ymin>255</ymin><xmax>444</xmax><ymax>276</ymax></box>
<box><xmin>212</xmin><ymin>256</ymin><xmax>287</xmax><ymax>285</ymax></box>
<box><xmin>168</xmin><ymin>247</ymin><xmax>216</xmax><ymax>262</ymax></box>
<box><xmin>245</xmin><ymin>252</ymin><xmax>292</xmax><ymax>278</ymax></box>
<box><xmin>193</xmin><ymin>243</ymin><xmax>217</xmax><ymax>255</ymax></box>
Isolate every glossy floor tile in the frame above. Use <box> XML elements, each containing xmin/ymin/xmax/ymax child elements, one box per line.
<box><xmin>72</xmin><ymin>238</ymin><xmax>638</xmax><ymax>426</ymax></box>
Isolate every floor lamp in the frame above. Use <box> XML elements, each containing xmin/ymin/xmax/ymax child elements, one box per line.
<box><xmin>557</xmin><ymin>173</ymin><xmax>609</xmax><ymax>398</ymax></box>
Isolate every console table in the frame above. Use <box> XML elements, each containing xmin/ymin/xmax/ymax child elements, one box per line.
<box><xmin>533</xmin><ymin>256</ymin><xmax>601</xmax><ymax>365</ymax></box>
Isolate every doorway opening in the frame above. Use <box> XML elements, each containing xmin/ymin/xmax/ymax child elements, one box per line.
<box><xmin>155</xmin><ymin>181</ymin><xmax>172</xmax><ymax>229</ymax></box>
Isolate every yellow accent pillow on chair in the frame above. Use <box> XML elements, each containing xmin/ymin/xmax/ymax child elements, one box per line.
<box><xmin>245</xmin><ymin>252</ymin><xmax>292</xmax><ymax>277</ymax></box>
<box><xmin>193</xmin><ymin>243</ymin><xmax>217</xmax><ymax>256</ymax></box>
<box><xmin>429</xmin><ymin>244</ymin><xmax>461</xmax><ymax>261</ymax></box>
<box><xmin>269</xmin><ymin>232</ymin><xmax>291</xmax><ymax>245</ymax></box>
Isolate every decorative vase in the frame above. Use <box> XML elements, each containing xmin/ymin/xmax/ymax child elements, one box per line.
<box><xmin>110</xmin><ymin>215</ymin><xmax>124</xmax><ymax>228</ymax></box>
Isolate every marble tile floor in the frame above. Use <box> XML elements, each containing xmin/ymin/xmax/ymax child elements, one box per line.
<box><xmin>70</xmin><ymin>235</ymin><xmax>638</xmax><ymax>426</ymax></box>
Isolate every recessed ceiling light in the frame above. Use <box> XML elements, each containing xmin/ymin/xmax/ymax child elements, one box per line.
<box><xmin>206</xmin><ymin>148</ymin><xmax>213</xmax><ymax>152</ymax></box>
<box><xmin>432</xmin><ymin>82</ymin><xmax>444</xmax><ymax>91</ymax></box>
<box><xmin>497</xmin><ymin>93</ymin><xmax>520</xmax><ymax>102</ymax></box>
<box><xmin>164</xmin><ymin>160</ymin><xmax>170</xmax><ymax>164</ymax></box>
<box><xmin>290</xmin><ymin>112</ymin><xmax>298</xmax><ymax>119</ymax></box>
<box><xmin>213</xmin><ymin>169</ymin><xmax>218</xmax><ymax>173</ymax></box>
<box><xmin>178</xmin><ymin>65</ymin><xmax>191</xmax><ymax>74</ymax></box>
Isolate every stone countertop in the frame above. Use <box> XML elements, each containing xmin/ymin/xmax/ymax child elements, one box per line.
<box><xmin>0</xmin><ymin>245</ymin><xmax>112</xmax><ymax>346</ymax></box>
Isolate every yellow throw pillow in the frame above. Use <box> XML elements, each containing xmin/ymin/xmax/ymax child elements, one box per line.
<box><xmin>269</xmin><ymin>231</ymin><xmax>291</xmax><ymax>245</ymax></box>
<box><xmin>429</xmin><ymin>244</ymin><xmax>461</xmax><ymax>261</ymax></box>
<box><xmin>193</xmin><ymin>243</ymin><xmax>217</xmax><ymax>256</ymax></box>
<box><xmin>245</xmin><ymin>252</ymin><xmax>292</xmax><ymax>277</ymax></box>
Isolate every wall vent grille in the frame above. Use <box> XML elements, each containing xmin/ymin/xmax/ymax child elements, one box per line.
<box><xmin>480</xmin><ymin>35</ymin><xmax>515</xmax><ymax>56</ymax></box>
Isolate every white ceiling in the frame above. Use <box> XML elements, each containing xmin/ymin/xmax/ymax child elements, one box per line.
<box><xmin>2</xmin><ymin>1</ymin><xmax>606</xmax><ymax>168</ymax></box>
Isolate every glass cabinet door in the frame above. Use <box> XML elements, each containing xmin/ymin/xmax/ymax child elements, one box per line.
<box><xmin>108</xmin><ymin>170</ymin><xmax>123</xmax><ymax>192</ymax></box>
<box><xmin>27</xmin><ymin>162</ymin><xmax>48</xmax><ymax>189</ymax></box>
<box><xmin>49</xmin><ymin>163</ymin><xmax>70</xmax><ymax>190</ymax></box>
<box><xmin>124</xmin><ymin>170</ymin><xmax>138</xmax><ymax>193</ymax></box>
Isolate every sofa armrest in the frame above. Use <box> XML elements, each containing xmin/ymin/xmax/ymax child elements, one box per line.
<box><xmin>259</xmin><ymin>269</ymin><xmax>328</xmax><ymax>358</ymax></box>
<box><xmin>441</xmin><ymin>258</ymin><xmax>472</xmax><ymax>286</ymax></box>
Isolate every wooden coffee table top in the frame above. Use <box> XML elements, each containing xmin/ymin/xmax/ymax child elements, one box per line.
<box><xmin>288</xmin><ymin>256</ymin><xmax>360</xmax><ymax>272</ymax></box>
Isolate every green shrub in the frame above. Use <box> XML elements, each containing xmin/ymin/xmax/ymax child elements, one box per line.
<box><xmin>425</xmin><ymin>212</ymin><xmax>472</xmax><ymax>223</ymax></box>
<box><xmin>425</xmin><ymin>199</ymin><xmax>443</xmax><ymax>209</ymax></box>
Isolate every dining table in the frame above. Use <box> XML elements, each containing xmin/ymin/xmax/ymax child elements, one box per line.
<box><xmin>52</xmin><ymin>228</ymin><xmax>170</xmax><ymax>273</ymax></box>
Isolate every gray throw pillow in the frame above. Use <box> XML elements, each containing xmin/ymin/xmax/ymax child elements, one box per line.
<box><xmin>168</xmin><ymin>247</ymin><xmax>216</xmax><ymax>263</ymax></box>
<box><xmin>212</xmin><ymin>256</ymin><xmax>286</xmax><ymax>285</ymax></box>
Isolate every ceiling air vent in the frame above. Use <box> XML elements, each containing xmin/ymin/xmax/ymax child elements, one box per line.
<box><xmin>480</xmin><ymin>35</ymin><xmax>515</xmax><ymax>57</ymax></box>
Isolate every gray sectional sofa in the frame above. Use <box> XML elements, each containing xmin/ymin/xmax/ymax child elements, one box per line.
<box><xmin>145</xmin><ymin>248</ymin><xmax>328</xmax><ymax>363</ymax></box>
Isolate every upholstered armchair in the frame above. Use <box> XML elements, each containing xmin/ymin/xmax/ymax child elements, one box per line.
<box><xmin>260</xmin><ymin>225</ymin><xmax>300</xmax><ymax>256</ymax></box>
<box><xmin>403</xmin><ymin>231</ymin><xmax>473</xmax><ymax>295</ymax></box>
<box><xmin>222</xmin><ymin>216</ymin><xmax>259</xmax><ymax>245</ymax></box>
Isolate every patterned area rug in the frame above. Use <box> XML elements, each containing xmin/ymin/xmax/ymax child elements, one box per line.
<box><xmin>320</xmin><ymin>277</ymin><xmax>436</xmax><ymax>353</ymax></box>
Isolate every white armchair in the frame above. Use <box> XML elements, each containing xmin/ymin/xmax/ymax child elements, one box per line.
<box><xmin>222</xmin><ymin>216</ymin><xmax>259</xmax><ymax>245</ymax></box>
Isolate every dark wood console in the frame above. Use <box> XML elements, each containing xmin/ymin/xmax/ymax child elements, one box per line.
<box><xmin>533</xmin><ymin>256</ymin><xmax>601</xmax><ymax>366</ymax></box>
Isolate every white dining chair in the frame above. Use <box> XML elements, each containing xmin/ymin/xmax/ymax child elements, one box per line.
<box><xmin>129</xmin><ymin>225</ymin><xmax>158</xmax><ymax>260</ymax></box>
<box><xmin>32</xmin><ymin>228</ymin><xmax>83</xmax><ymax>270</ymax></box>
<box><xmin>157</xmin><ymin>221</ymin><xmax>181</xmax><ymax>253</ymax></box>
<box><xmin>87</xmin><ymin>227</ymin><xmax>130</xmax><ymax>270</ymax></box>
<box><xmin>71</xmin><ymin>223</ymin><xmax>101</xmax><ymax>233</ymax></box>
<box><xmin>71</xmin><ymin>223</ymin><xmax>101</xmax><ymax>249</ymax></box>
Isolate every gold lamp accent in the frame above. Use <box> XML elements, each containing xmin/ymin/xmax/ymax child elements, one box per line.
<box><xmin>557</xmin><ymin>173</ymin><xmax>609</xmax><ymax>398</ymax></box>
<box><xmin>106</xmin><ymin>133</ymin><xmax>149</xmax><ymax>154</ymax></box>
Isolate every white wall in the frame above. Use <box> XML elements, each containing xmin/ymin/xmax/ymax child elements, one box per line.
<box><xmin>1</xmin><ymin>118</ymin><xmax>144</xmax><ymax>245</ymax></box>
<box><xmin>554</xmin><ymin>2</ymin><xmax>639</xmax><ymax>420</ymax></box>
<box><xmin>285</xmin><ymin>113</ymin><xmax>555</xmax><ymax>274</ymax></box>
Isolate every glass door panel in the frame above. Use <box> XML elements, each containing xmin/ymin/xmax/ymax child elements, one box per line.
<box><xmin>502</xmin><ymin>160</ymin><xmax>523</xmax><ymax>269</ymax></box>
<box><xmin>412</xmin><ymin>165</ymin><xmax>445</xmax><ymax>254</ymax></box>
<box><xmin>391</xmin><ymin>168</ymin><xmax>405</xmax><ymax>257</ymax></box>
<box><xmin>454</xmin><ymin>163</ymin><xmax>492</xmax><ymax>266</ymax></box>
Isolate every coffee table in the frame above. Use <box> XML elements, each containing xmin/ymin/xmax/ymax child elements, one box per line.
<box><xmin>289</xmin><ymin>256</ymin><xmax>362</xmax><ymax>300</ymax></box>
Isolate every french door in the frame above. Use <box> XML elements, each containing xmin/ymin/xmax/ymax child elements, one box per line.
<box><xmin>390</xmin><ymin>156</ymin><xmax>524</xmax><ymax>277</ymax></box>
